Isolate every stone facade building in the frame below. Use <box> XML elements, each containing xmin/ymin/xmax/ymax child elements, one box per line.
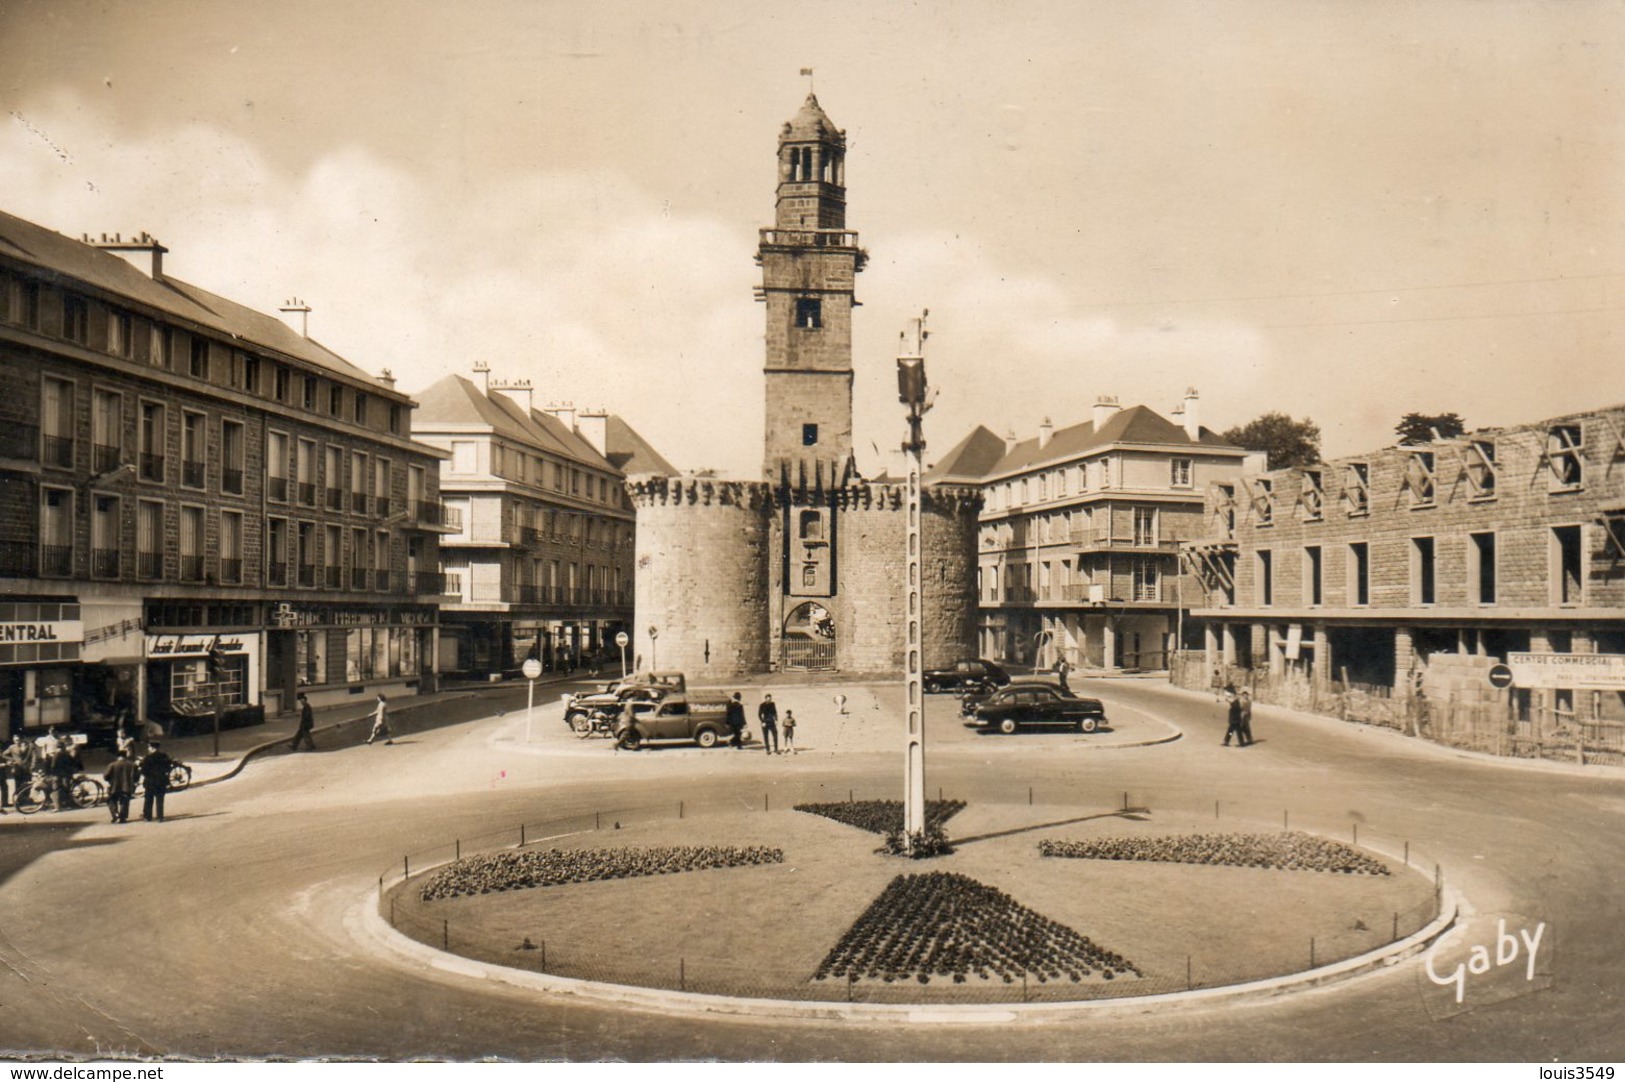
<box><xmin>1180</xmin><ymin>404</ymin><xmax>1625</xmax><ymax>757</ymax></box>
<box><xmin>930</xmin><ymin>392</ymin><xmax>1257</xmax><ymax>670</ymax></box>
<box><xmin>630</xmin><ymin>94</ymin><xmax>980</xmax><ymax>677</ymax></box>
<box><xmin>412</xmin><ymin>372</ymin><xmax>672</xmax><ymax>676</ymax></box>
<box><xmin>0</xmin><ymin>209</ymin><xmax>451</xmax><ymax>739</ymax></box>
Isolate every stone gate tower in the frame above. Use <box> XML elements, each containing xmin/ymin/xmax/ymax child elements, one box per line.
<box><xmin>630</xmin><ymin>93</ymin><xmax>980</xmax><ymax>679</ymax></box>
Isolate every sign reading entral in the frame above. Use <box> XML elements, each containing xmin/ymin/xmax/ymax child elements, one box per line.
<box><xmin>0</xmin><ymin>621</ymin><xmax>84</xmax><ymax>644</ymax></box>
<box><xmin>1506</xmin><ymin>652</ymin><xmax>1625</xmax><ymax>690</ymax></box>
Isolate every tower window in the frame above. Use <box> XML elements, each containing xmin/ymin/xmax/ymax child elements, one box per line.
<box><xmin>795</xmin><ymin>298</ymin><xmax>822</xmax><ymax>329</ymax></box>
<box><xmin>802</xmin><ymin>423</ymin><xmax>819</xmax><ymax>447</ymax></box>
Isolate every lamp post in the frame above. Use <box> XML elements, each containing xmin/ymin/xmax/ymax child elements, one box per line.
<box><xmin>648</xmin><ymin>625</ymin><xmax>659</xmax><ymax>671</ymax></box>
<box><xmin>897</xmin><ymin>311</ymin><xmax>934</xmax><ymax>848</ymax></box>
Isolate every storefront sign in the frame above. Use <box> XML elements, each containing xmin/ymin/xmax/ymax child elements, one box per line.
<box><xmin>1506</xmin><ymin>652</ymin><xmax>1625</xmax><ymax>690</ymax></box>
<box><xmin>268</xmin><ymin>603</ymin><xmax>435</xmax><ymax>629</ymax></box>
<box><xmin>145</xmin><ymin>633</ymin><xmax>255</xmax><ymax>658</ymax></box>
<box><xmin>0</xmin><ymin>620</ymin><xmax>83</xmax><ymax>645</ymax></box>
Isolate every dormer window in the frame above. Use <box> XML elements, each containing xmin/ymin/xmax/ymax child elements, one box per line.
<box><xmin>795</xmin><ymin>298</ymin><xmax>822</xmax><ymax>329</ymax></box>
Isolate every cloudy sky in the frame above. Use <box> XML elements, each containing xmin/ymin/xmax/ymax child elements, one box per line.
<box><xmin>3</xmin><ymin>1</ymin><xmax>1622</xmax><ymax>476</ymax></box>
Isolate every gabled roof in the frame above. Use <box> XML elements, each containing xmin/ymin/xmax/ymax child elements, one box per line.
<box><xmin>933</xmin><ymin>405</ymin><xmax>1245</xmax><ymax>482</ymax></box>
<box><xmin>604</xmin><ymin>415</ymin><xmax>677</xmax><ymax>476</ymax></box>
<box><xmin>0</xmin><ymin>208</ymin><xmax>387</xmax><ymax>390</ymax></box>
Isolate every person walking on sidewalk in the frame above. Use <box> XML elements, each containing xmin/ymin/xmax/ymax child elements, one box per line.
<box><xmin>1</xmin><ymin>732</ymin><xmax>33</xmax><ymax>813</ymax></box>
<box><xmin>758</xmin><ymin>693</ymin><xmax>779</xmax><ymax>755</ymax></box>
<box><xmin>103</xmin><ymin>748</ymin><xmax>139</xmax><ymax>824</ymax></box>
<box><xmin>139</xmin><ymin>741</ymin><xmax>174</xmax><ymax>822</ymax></box>
<box><xmin>290</xmin><ymin>692</ymin><xmax>317</xmax><ymax>752</ymax></box>
<box><xmin>725</xmin><ymin>693</ymin><xmax>746</xmax><ymax>749</ymax></box>
<box><xmin>781</xmin><ymin>709</ymin><xmax>797</xmax><ymax>755</ymax></box>
<box><xmin>1222</xmin><ymin>686</ymin><xmax>1243</xmax><ymax>747</ymax></box>
<box><xmin>365</xmin><ymin>693</ymin><xmax>393</xmax><ymax>745</ymax></box>
<box><xmin>1237</xmin><ymin>689</ymin><xmax>1255</xmax><ymax>746</ymax></box>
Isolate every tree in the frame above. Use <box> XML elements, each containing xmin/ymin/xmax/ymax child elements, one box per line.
<box><xmin>1220</xmin><ymin>412</ymin><xmax>1322</xmax><ymax>470</ymax></box>
<box><xmin>1395</xmin><ymin>412</ymin><xmax>1467</xmax><ymax>445</ymax></box>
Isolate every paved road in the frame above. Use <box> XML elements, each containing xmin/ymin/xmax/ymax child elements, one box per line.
<box><xmin>1</xmin><ymin>677</ymin><xmax>1620</xmax><ymax>1061</ymax></box>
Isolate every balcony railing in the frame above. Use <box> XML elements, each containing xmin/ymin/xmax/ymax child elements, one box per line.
<box><xmin>91</xmin><ymin>549</ymin><xmax>120</xmax><ymax>578</ymax></box>
<box><xmin>297</xmin><ymin>482</ymin><xmax>317</xmax><ymax>506</ymax></box>
<box><xmin>350</xmin><ymin>567</ymin><xmax>370</xmax><ymax>590</ymax></box>
<box><xmin>443</xmin><ymin>572</ymin><xmax>462</xmax><ymax>595</ymax></box>
<box><xmin>41</xmin><ymin>435</ymin><xmax>74</xmax><ymax>469</ymax></box>
<box><xmin>268</xmin><ymin>476</ymin><xmax>289</xmax><ymax>502</ymax></box>
<box><xmin>40</xmin><ymin>545</ymin><xmax>72</xmax><ymax>577</ymax></box>
<box><xmin>297</xmin><ymin>563</ymin><xmax>316</xmax><ymax>587</ymax></box>
<box><xmin>138</xmin><ymin>551</ymin><xmax>163</xmax><ymax>579</ymax></box>
<box><xmin>374</xmin><ymin>569</ymin><xmax>392</xmax><ymax>592</ymax></box>
<box><xmin>324</xmin><ymin>566</ymin><xmax>343</xmax><ymax>589</ymax></box>
<box><xmin>222</xmin><ymin>468</ymin><xmax>244</xmax><ymax>495</ymax></box>
<box><xmin>0</xmin><ymin>540</ymin><xmax>35</xmax><ymax>577</ymax></box>
<box><xmin>758</xmin><ymin>227</ymin><xmax>862</xmax><ymax>250</ymax></box>
<box><xmin>182</xmin><ymin>460</ymin><xmax>206</xmax><ymax>488</ymax></box>
<box><xmin>351</xmin><ymin>491</ymin><xmax>369</xmax><ymax>514</ymax></box>
<box><xmin>0</xmin><ymin>422</ymin><xmax>39</xmax><ymax>461</ymax></box>
<box><xmin>179</xmin><ymin>555</ymin><xmax>204</xmax><ymax>581</ymax></box>
<box><xmin>411</xmin><ymin>571</ymin><xmax>447</xmax><ymax>594</ymax></box>
<box><xmin>267</xmin><ymin>561</ymin><xmax>288</xmax><ymax>587</ymax></box>
<box><xmin>92</xmin><ymin>444</ymin><xmax>121</xmax><ymax>473</ymax></box>
<box><xmin>520</xmin><ymin>526</ymin><xmax>543</xmax><ymax>545</ymax></box>
<box><xmin>516</xmin><ymin>583</ymin><xmax>546</xmax><ymax>604</ymax></box>
<box><xmin>140</xmin><ymin>452</ymin><xmax>165</xmax><ymax>482</ymax></box>
<box><xmin>374</xmin><ymin>497</ymin><xmax>392</xmax><ymax>517</ymax></box>
<box><xmin>220</xmin><ymin>558</ymin><xmax>243</xmax><ymax>584</ymax></box>
<box><xmin>325</xmin><ymin>487</ymin><xmax>344</xmax><ymax>511</ymax></box>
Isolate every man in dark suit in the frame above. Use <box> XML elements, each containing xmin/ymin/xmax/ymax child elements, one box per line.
<box><xmin>726</xmin><ymin>693</ymin><xmax>746</xmax><ymax>749</ymax></box>
<box><xmin>139</xmin><ymin>742</ymin><xmax>175</xmax><ymax>822</ymax></box>
<box><xmin>103</xmin><ymin>748</ymin><xmax>139</xmax><ymax>823</ymax></box>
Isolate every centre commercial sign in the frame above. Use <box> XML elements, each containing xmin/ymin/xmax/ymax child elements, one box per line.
<box><xmin>1504</xmin><ymin>652</ymin><xmax>1625</xmax><ymax>690</ymax></box>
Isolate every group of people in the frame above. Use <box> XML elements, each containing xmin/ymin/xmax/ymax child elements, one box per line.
<box><xmin>1222</xmin><ymin>685</ymin><xmax>1256</xmax><ymax>747</ymax></box>
<box><xmin>723</xmin><ymin>692</ymin><xmax>799</xmax><ymax>755</ymax></box>
<box><xmin>0</xmin><ymin>727</ymin><xmax>176</xmax><ymax>821</ymax></box>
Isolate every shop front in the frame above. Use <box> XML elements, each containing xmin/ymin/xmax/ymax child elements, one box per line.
<box><xmin>143</xmin><ymin>631</ymin><xmax>262</xmax><ymax>738</ymax></box>
<box><xmin>0</xmin><ymin>599</ymin><xmax>83</xmax><ymax>741</ymax></box>
<box><xmin>264</xmin><ymin>601</ymin><xmax>437</xmax><ymax>713</ymax></box>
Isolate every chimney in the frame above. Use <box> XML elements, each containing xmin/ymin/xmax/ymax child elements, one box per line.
<box><xmin>471</xmin><ymin>360</ymin><xmax>491</xmax><ymax>395</ymax></box>
<box><xmin>1037</xmin><ymin>417</ymin><xmax>1054</xmax><ymax>450</ymax></box>
<box><xmin>1092</xmin><ymin>395</ymin><xmax>1120</xmax><ymax>430</ymax></box>
<box><xmin>576</xmin><ymin>410</ymin><xmax>609</xmax><ymax>456</ymax></box>
<box><xmin>279</xmin><ymin>297</ymin><xmax>312</xmax><ymax>338</ymax></box>
<box><xmin>543</xmin><ymin>401</ymin><xmax>578</xmax><ymax>431</ymax></box>
<box><xmin>1003</xmin><ymin>428</ymin><xmax>1019</xmax><ymax>455</ymax></box>
<box><xmin>376</xmin><ymin>368</ymin><xmax>396</xmax><ymax>390</ymax></box>
<box><xmin>1182</xmin><ymin>387</ymin><xmax>1200</xmax><ymax>441</ymax></box>
<box><xmin>490</xmin><ymin>379</ymin><xmax>534</xmax><ymax>413</ymax></box>
<box><xmin>91</xmin><ymin>231</ymin><xmax>167</xmax><ymax>280</ymax></box>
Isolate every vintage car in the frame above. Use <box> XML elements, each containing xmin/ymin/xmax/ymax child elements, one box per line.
<box><xmin>922</xmin><ymin>658</ymin><xmax>1011</xmax><ymax>694</ymax></box>
<box><xmin>969</xmin><ymin>683</ymin><xmax>1107</xmax><ymax>734</ymax></box>
<box><xmin>613</xmin><ymin>697</ymin><xmax>738</xmax><ymax>749</ymax></box>
<box><xmin>563</xmin><ymin>670</ymin><xmax>691</xmax><ymax>730</ymax></box>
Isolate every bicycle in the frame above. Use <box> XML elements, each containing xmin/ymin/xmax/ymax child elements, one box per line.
<box><xmin>13</xmin><ymin>771</ymin><xmax>102</xmax><ymax>814</ymax></box>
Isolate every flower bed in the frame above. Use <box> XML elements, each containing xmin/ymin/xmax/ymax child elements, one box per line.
<box><xmin>1039</xmin><ymin>831</ymin><xmax>1390</xmax><ymax>875</ymax></box>
<box><xmin>793</xmin><ymin>798</ymin><xmax>966</xmax><ymax>836</ymax></box>
<box><xmin>814</xmin><ymin>871</ymin><xmax>1139</xmax><ymax>985</ymax></box>
<box><xmin>419</xmin><ymin>844</ymin><xmax>783</xmax><ymax>901</ymax></box>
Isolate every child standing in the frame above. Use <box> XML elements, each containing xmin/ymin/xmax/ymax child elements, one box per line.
<box><xmin>781</xmin><ymin>709</ymin><xmax>797</xmax><ymax>755</ymax></box>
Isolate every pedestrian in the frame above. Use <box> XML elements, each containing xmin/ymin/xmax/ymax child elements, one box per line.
<box><xmin>758</xmin><ymin>693</ymin><xmax>779</xmax><ymax>755</ymax></box>
<box><xmin>365</xmin><ymin>693</ymin><xmax>393</xmax><ymax>745</ymax></box>
<box><xmin>290</xmin><ymin>692</ymin><xmax>317</xmax><ymax>751</ymax></box>
<box><xmin>781</xmin><ymin>709</ymin><xmax>797</xmax><ymax>755</ymax></box>
<box><xmin>139</xmin><ymin>741</ymin><xmax>174</xmax><ymax>822</ymax></box>
<box><xmin>38</xmin><ymin>726</ymin><xmax>61</xmax><ymax>759</ymax></box>
<box><xmin>103</xmin><ymin>747</ymin><xmax>139</xmax><ymax>824</ymax></box>
<box><xmin>48</xmin><ymin>739</ymin><xmax>78</xmax><ymax>812</ymax></box>
<box><xmin>725</xmin><ymin>692</ymin><xmax>746</xmax><ymax>749</ymax></box>
<box><xmin>1222</xmin><ymin>686</ymin><xmax>1242</xmax><ymax>747</ymax></box>
<box><xmin>1238</xmin><ymin>689</ymin><xmax>1255</xmax><ymax>746</ymax></box>
<box><xmin>1</xmin><ymin>732</ymin><xmax>34</xmax><ymax>813</ymax></box>
<box><xmin>1053</xmin><ymin>655</ymin><xmax>1071</xmax><ymax>691</ymax></box>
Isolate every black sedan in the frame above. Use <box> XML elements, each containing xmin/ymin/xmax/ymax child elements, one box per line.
<box><xmin>970</xmin><ymin>684</ymin><xmax>1107</xmax><ymax>734</ymax></box>
<box><xmin>923</xmin><ymin>658</ymin><xmax>1010</xmax><ymax>694</ymax></box>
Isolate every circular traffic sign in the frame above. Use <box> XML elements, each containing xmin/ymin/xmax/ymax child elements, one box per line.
<box><xmin>615</xmin><ymin>631</ymin><xmax>629</xmax><ymax>648</ymax></box>
<box><xmin>1487</xmin><ymin>663</ymin><xmax>1514</xmax><ymax>689</ymax></box>
<box><xmin>521</xmin><ymin>658</ymin><xmax>543</xmax><ymax>680</ymax></box>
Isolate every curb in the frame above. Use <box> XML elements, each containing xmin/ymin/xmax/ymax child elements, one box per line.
<box><xmin>352</xmin><ymin>836</ymin><xmax>1459</xmax><ymax>1025</ymax></box>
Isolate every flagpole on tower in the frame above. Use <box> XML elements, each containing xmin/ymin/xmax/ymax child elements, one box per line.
<box><xmin>800</xmin><ymin>67</ymin><xmax>814</xmax><ymax>92</ymax></box>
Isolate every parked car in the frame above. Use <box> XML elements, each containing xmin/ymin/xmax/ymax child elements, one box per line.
<box><xmin>959</xmin><ymin>673</ymin><xmax>1074</xmax><ymax>717</ymax></box>
<box><xmin>922</xmin><ymin>658</ymin><xmax>1010</xmax><ymax>694</ymax></box>
<box><xmin>563</xmin><ymin>670</ymin><xmax>693</xmax><ymax>730</ymax></box>
<box><xmin>614</xmin><ymin>698</ymin><xmax>737</xmax><ymax>749</ymax></box>
<box><xmin>970</xmin><ymin>684</ymin><xmax>1107</xmax><ymax>734</ymax></box>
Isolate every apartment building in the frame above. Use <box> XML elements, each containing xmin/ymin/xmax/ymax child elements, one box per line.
<box><xmin>1180</xmin><ymin>403</ymin><xmax>1625</xmax><ymax>743</ymax></box>
<box><xmin>930</xmin><ymin>391</ymin><xmax>1257</xmax><ymax>670</ymax></box>
<box><xmin>412</xmin><ymin>372</ymin><xmax>673</xmax><ymax>677</ymax></box>
<box><xmin>0</xmin><ymin>209</ymin><xmax>452</xmax><ymax>739</ymax></box>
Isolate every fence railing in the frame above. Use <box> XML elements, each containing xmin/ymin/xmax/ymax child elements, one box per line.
<box><xmin>377</xmin><ymin>786</ymin><xmax>1447</xmax><ymax>1005</ymax></box>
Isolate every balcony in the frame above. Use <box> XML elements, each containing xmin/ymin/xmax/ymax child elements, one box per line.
<box><xmin>268</xmin><ymin>476</ymin><xmax>289</xmax><ymax>502</ymax></box>
<box><xmin>350</xmin><ymin>567</ymin><xmax>370</xmax><ymax>590</ymax></box>
<box><xmin>410</xmin><ymin>570</ymin><xmax>447</xmax><ymax>595</ymax></box>
<box><xmin>520</xmin><ymin>526</ymin><xmax>543</xmax><ymax>545</ymax></box>
<box><xmin>443</xmin><ymin>572</ymin><xmax>462</xmax><ymax>596</ymax></box>
<box><xmin>409</xmin><ymin>500</ymin><xmax>461</xmax><ymax>533</ymax></box>
<box><xmin>516</xmin><ymin>583</ymin><xmax>546</xmax><ymax>604</ymax></box>
<box><xmin>1070</xmin><ymin>532</ymin><xmax>1181</xmax><ymax>554</ymax></box>
<box><xmin>375</xmin><ymin>497</ymin><xmax>392</xmax><ymax>517</ymax></box>
<box><xmin>41</xmin><ymin>435</ymin><xmax>74</xmax><ymax>469</ymax></box>
<box><xmin>91</xmin><ymin>549</ymin><xmax>120</xmax><ymax>578</ymax></box>
<box><xmin>325</xmin><ymin>486</ymin><xmax>344</xmax><ymax>512</ymax></box>
<box><xmin>40</xmin><ymin>545</ymin><xmax>72</xmax><ymax>577</ymax></box>
<box><xmin>92</xmin><ymin>444</ymin><xmax>122</xmax><ymax>473</ymax></box>
<box><xmin>179</xmin><ymin>555</ymin><xmax>204</xmax><ymax>582</ymax></box>
<box><xmin>182</xmin><ymin>460</ymin><xmax>206</xmax><ymax>488</ymax></box>
<box><xmin>0</xmin><ymin>422</ymin><xmax>39</xmax><ymax>462</ymax></box>
<box><xmin>350</xmin><ymin>491</ymin><xmax>369</xmax><ymax>514</ymax></box>
<box><xmin>138</xmin><ymin>551</ymin><xmax>163</xmax><ymax>579</ymax></box>
<box><xmin>222</xmin><ymin>468</ymin><xmax>244</xmax><ymax>495</ymax></box>
<box><xmin>374</xmin><ymin>569</ymin><xmax>392</xmax><ymax>592</ymax></box>
<box><xmin>139</xmin><ymin>452</ymin><xmax>165</xmax><ymax>482</ymax></box>
<box><xmin>0</xmin><ymin>541</ymin><xmax>35</xmax><ymax>577</ymax></box>
<box><xmin>219</xmin><ymin>558</ymin><xmax>243</xmax><ymax>585</ymax></box>
<box><xmin>297</xmin><ymin>563</ymin><xmax>316</xmax><ymax>588</ymax></box>
<box><xmin>297</xmin><ymin>482</ymin><xmax>317</xmax><ymax>506</ymax></box>
<box><xmin>267</xmin><ymin>561</ymin><xmax>288</xmax><ymax>587</ymax></box>
<box><xmin>319</xmin><ymin>566</ymin><xmax>339</xmax><ymax>589</ymax></box>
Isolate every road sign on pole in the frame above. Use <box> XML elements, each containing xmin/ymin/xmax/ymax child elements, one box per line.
<box><xmin>1488</xmin><ymin>663</ymin><xmax>1514</xmax><ymax>690</ymax></box>
<box><xmin>522</xmin><ymin>658</ymin><xmax>542</xmax><ymax>740</ymax></box>
<box><xmin>616</xmin><ymin>631</ymin><xmax>629</xmax><ymax>677</ymax></box>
